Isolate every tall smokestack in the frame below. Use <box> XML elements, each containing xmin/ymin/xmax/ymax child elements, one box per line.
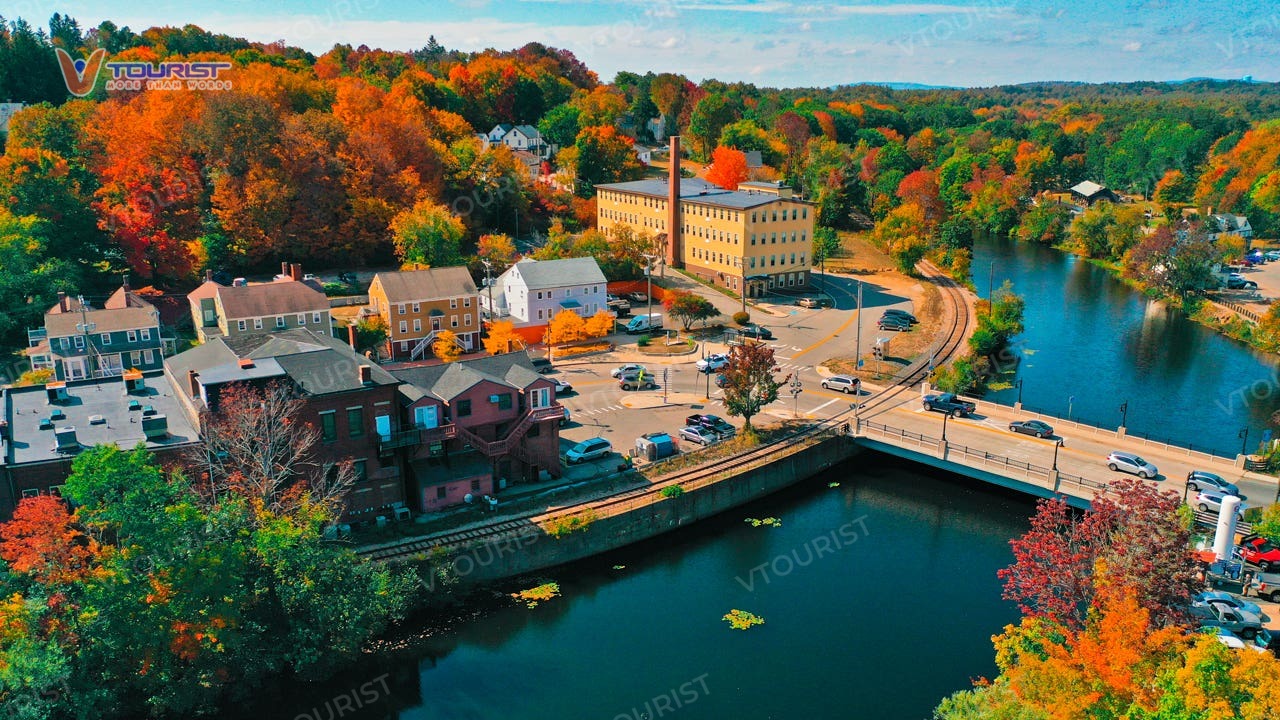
<box><xmin>666</xmin><ymin>136</ymin><xmax>682</xmax><ymax>268</ymax></box>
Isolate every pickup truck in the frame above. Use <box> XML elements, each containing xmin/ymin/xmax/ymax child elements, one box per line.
<box><xmin>1192</xmin><ymin>601</ymin><xmax>1265</xmax><ymax>640</ymax></box>
<box><xmin>922</xmin><ymin>393</ymin><xmax>975</xmax><ymax>418</ymax></box>
<box><xmin>1240</xmin><ymin>535</ymin><xmax>1280</xmax><ymax>572</ymax></box>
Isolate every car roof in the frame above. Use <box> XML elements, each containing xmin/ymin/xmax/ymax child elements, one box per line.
<box><xmin>830</xmin><ymin>375</ymin><xmax>854</xmax><ymax>381</ymax></box>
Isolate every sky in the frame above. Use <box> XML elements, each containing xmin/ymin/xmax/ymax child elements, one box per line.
<box><xmin>18</xmin><ymin>0</ymin><xmax>1280</xmax><ymax>87</ymax></box>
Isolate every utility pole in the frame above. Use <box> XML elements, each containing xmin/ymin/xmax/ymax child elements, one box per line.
<box><xmin>641</xmin><ymin>253</ymin><xmax>659</xmax><ymax>321</ymax></box>
<box><xmin>481</xmin><ymin>259</ymin><xmax>495</xmax><ymax>322</ymax></box>
<box><xmin>854</xmin><ymin>280</ymin><xmax>863</xmax><ymax>375</ymax></box>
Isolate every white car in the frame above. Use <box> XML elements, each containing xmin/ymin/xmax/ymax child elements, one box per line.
<box><xmin>1196</xmin><ymin>490</ymin><xmax>1247</xmax><ymax>516</ymax></box>
<box><xmin>551</xmin><ymin>378</ymin><xmax>573</xmax><ymax>394</ymax></box>
<box><xmin>611</xmin><ymin>363</ymin><xmax>647</xmax><ymax>378</ymax></box>
<box><xmin>565</xmin><ymin>437</ymin><xmax>612</xmax><ymax>464</ymax></box>
<box><xmin>695</xmin><ymin>353</ymin><xmax>730</xmax><ymax>373</ymax></box>
<box><xmin>1106</xmin><ymin>451</ymin><xmax>1158</xmax><ymax>479</ymax></box>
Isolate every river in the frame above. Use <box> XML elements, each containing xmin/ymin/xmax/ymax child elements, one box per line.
<box><xmin>244</xmin><ymin>456</ymin><xmax>1031</xmax><ymax>720</ymax></box>
<box><xmin>974</xmin><ymin>236</ymin><xmax>1280</xmax><ymax>457</ymax></box>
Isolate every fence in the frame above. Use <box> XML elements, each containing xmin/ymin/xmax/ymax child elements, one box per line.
<box><xmin>1211</xmin><ymin>297</ymin><xmax>1262</xmax><ymax>324</ymax></box>
<box><xmin>329</xmin><ymin>294</ymin><xmax>370</xmax><ymax>308</ymax></box>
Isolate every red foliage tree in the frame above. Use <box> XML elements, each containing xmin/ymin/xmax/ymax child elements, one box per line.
<box><xmin>0</xmin><ymin>495</ymin><xmax>98</xmax><ymax>585</ymax></box>
<box><xmin>706</xmin><ymin>146</ymin><xmax>749</xmax><ymax>190</ymax></box>
<box><xmin>896</xmin><ymin>169</ymin><xmax>944</xmax><ymax>226</ymax></box>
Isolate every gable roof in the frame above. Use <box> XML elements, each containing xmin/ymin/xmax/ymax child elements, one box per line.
<box><xmin>1070</xmin><ymin>180</ymin><xmax>1107</xmax><ymax>197</ymax></box>
<box><xmin>215</xmin><ymin>281</ymin><xmax>329</xmax><ymax>319</ymax></box>
<box><xmin>45</xmin><ymin>304</ymin><xmax>158</xmax><ymax>338</ymax></box>
<box><xmin>511</xmin><ymin>125</ymin><xmax>541</xmax><ymax>139</ymax></box>
<box><xmin>186</xmin><ymin>280</ymin><xmax>222</xmax><ymax>304</ymax></box>
<box><xmin>372</xmin><ymin>267</ymin><xmax>477</xmax><ymax>303</ymax></box>
<box><xmin>503</xmin><ymin>257</ymin><xmax>606</xmax><ymax>291</ymax></box>
<box><xmin>390</xmin><ymin>353</ymin><xmax>546</xmax><ymax>402</ymax></box>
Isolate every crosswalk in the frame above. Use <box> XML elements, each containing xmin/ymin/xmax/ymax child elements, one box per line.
<box><xmin>571</xmin><ymin>403</ymin><xmax>625</xmax><ymax>417</ymax></box>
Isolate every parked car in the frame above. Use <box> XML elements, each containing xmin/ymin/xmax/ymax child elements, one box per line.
<box><xmin>738</xmin><ymin>324</ymin><xmax>774</xmax><ymax>340</ymax></box>
<box><xmin>882</xmin><ymin>308</ymin><xmax>919</xmax><ymax>324</ymax></box>
<box><xmin>695</xmin><ymin>353</ymin><xmax>730</xmax><ymax>373</ymax></box>
<box><xmin>877</xmin><ymin>314</ymin><xmax>912</xmax><ymax>331</ymax></box>
<box><xmin>1240</xmin><ymin>535</ymin><xmax>1280</xmax><ymax>572</ymax></box>
<box><xmin>1008</xmin><ymin>420</ymin><xmax>1054</xmax><ymax>438</ymax></box>
<box><xmin>820</xmin><ymin>375</ymin><xmax>861</xmax><ymax>394</ymax></box>
<box><xmin>1266</xmin><ymin>250</ymin><xmax>1280</xmax><ymax>262</ymax></box>
<box><xmin>922</xmin><ymin>393</ymin><xmax>975</xmax><ymax>417</ymax></box>
<box><xmin>1249</xmin><ymin>570</ymin><xmax>1280</xmax><ymax>602</ymax></box>
<box><xmin>685</xmin><ymin>414</ymin><xmax>735</xmax><ymax>438</ymax></box>
<box><xmin>1186</xmin><ymin>471</ymin><xmax>1240</xmax><ymax>497</ymax></box>
<box><xmin>560</xmin><ymin>406</ymin><xmax>571</xmax><ymax>427</ymax></box>
<box><xmin>565</xmin><ymin>437</ymin><xmax>612</xmax><ymax>464</ymax></box>
<box><xmin>627</xmin><ymin>291</ymin><xmax>649</xmax><ymax>303</ymax></box>
<box><xmin>606</xmin><ymin>294</ymin><xmax>631</xmax><ymax>316</ymax></box>
<box><xmin>617</xmin><ymin>371</ymin><xmax>657</xmax><ymax>391</ymax></box>
<box><xmin>1196</xmin><ymin>490</ymin><xmax>1247</xmax><ymax>516</ymax></box>
<box><xmin>714</xmin><ymin>373</ymin><xmax>729</xmax><ymax>388</ymax></box>
<box><xmin>678</xmin><ymin>425</ymin><xmax>720</xmax><ymax>446</ymax></box>
<box><xmin>551</xmin><ymin>378</ymin><xmax>573</xmax><ymax>394</ymax></box>
<box><xmin>1246</xmin><ymin>249</ymin><xmax>1265</xmax><ymax>264</ymax></box>
<box><xmin>1105</xmin><ymin>451</ymin><xmax>1158</xmax><ymax>479</ymax></box>
<box><xmin>1207</xmin><ymin>627</ymin><xmax>1270</xmax><ymax>654</ymax></box>
<box><xmin>611</xmin><ymin>363</ymin><xmax>647</xmax><ymax>378</ymax></box>
<box><xmin>1226</xmin><ymin>273</ymin><xmax>1258</xmax><ymax>290</ymax></box>
<box><xmin>1192</xmin><ymin>590</ymin><xmax>1264</xmax><ymax>619</ymax></box>
<box><xmin>797</xmin><ymin>297</ymin><xmax>820</xmax><ymax>308</ymax></box>
<box><xmin>1192</xmin><ymin>601</ymin><xmax>1265</xmax><ymax>639</ymax></box>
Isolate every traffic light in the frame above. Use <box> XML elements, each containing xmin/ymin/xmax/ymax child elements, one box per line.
<box><xmin>872</xmin><ymin>344</ymin><xmax>884</xmax><ymax>361</ymax></box>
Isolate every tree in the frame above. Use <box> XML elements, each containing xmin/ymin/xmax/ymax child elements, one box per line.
<box><xmin>433</xmin><ymin>329</ymin><xmax>463</xmax><ymax>362</ymax></box>
<box><xmin>196</xmin><ymin>381</ymin><xmax>354</xmax><ymax>520</ymax></box>
<box><xmin>544</xmin><ymin>309</ymin><xmax>587</xmax><ymax>357</ymax></box>
<box><xmin>1153</xmin><ymin>168</ymin><xmax>1194</xmax><ymax>215</ymax></box>
<box><xmin>0</xmin><ymin>495</ymin><xmax>98</xmax><ymax>586</ymax></box>
<box><xmin>648</xmin><ymin>73</ymin><xmax>688</xmax><ymax>136</ymax></box>
<box><xmin>538</xmin><ymin>103</ymin><xmax>581</xmax><ymax>149</ymax></box>
<box><xmin>483</xmin><ymin>319</ymin><xmax>522</xmax><ymax>355</ymax></box>
<box><xmin>390</xmin><ymin>199</ymin><xmax>465</xmax><ymax>267</ymax></box>
<box><xmin>687</xmin><ymin>93</ymin><xmax>738</xmax><ymax>159</ymax></box>
<box><xmin>663</xmin><ymin>289</ymin><xmax>718</xmax><ymax>330</ymax></box>
<box><xmin>811</xmin><ymin>227</ymin><xmax>842</xmax><ymax>272</ymax></box>
<box><xmin>572</xmin><ymin>125</ymin><xmax>643</xmax><ymax>198</ymax></box>
<box><xmin>584</xmin><ymin>310</ymin><xmax>616</xmax><ymax>338</ymax></box>
<box><xmin>998</xmin><ymin>477</ymin><xmax>1198</xmax><ymax>631</ymax></box>
<box><xmin>720</xmin><ymin>342</ymin><xmax>789</xmax><ymax>431</ymax></box>
<box><xmin>354</xmin><ymin>315</ymin><xmax>388</xmax><ymax>354</ymax></box>
<box><xmin>477</xmin><ymin>233</ymin><xmax>517</xmax><ymax>267</ymax></box>
<box><xmin>1016</xmin><ymin>202</ymin><xmax>1072</xmax><ymax>245</ymax></box>
<box><xmin>706</xmin><ymin>146</ymin><xmax>749</xmax><ymax>191</ymax></box>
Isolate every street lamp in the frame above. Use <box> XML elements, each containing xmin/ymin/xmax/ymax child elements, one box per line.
<box><xmin>1052</xmin><ymin>438</ymin><xmax>1064</xmax><ymax>471</ymax></box>
<box><xmin>1239</xmin><ymin>427</ymin><xmax>1250</xmax><ymax>456</ymax></box>
<box><xmin>941</xmin><ymin>409</ymin><xmax>953</xmax><ymax>442</ymax></box>
<box><xmin>641</xmin><ymin>253</ymin><xmax>659</xmax><ymax>321</ymax></box>
<box><xmin>1067</xmin><ymin>395</ymin><xmax>1075</xmax><ymax>422</ymax></box>
<box><xmin>1119</xmin><ymin>401</ymin><xmax>1128</xmax><ymax>428</ymax></box>
<box><xmin>1015</xmin><ymin>378</ymin><xmax>1024</xmax><ymax>406</ymax></box>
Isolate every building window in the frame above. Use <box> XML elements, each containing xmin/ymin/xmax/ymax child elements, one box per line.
<box><xmin>530</xmin><ymin>387</ymin><xmax>551</xmax><ymax>408</ymax></box>
<box><xmin>353</xmin><ymin>460</ymin><xmax>368</xmax><ymax>482</ymax></box>
<box><xmin>413</xmin><ymin>303</ymin><xmax>421</xmax><ymax>313</ymax></box>
<box><xmin>298</xmin><ymin>313</ymin><xmax>307</xmax><ymax>325</ymax></box>
<box><xmin>397</xmin><ymin>304</ymin><xmax>406</xmax><ymax>315</ymax></box>
<box><xmin>238</xmin><ymin>320</ymin><xmax>247</xmax><ymax>332</ymax></box>
<box><xmin>101</xmin><ymin>333</ymin><xmax>111</xmax><ymax>346</ymax></box>
<box><xmin>140</xmin><ymin>328</ymin><xmax>151</xmax><ymax>341</ymax></box>
<box><xmin>771</xmin><ymin>233</ymin><xmax>777</xmax><ymax>244</ymax></box>
<box><xmin>254</xmin><ymin>318</ymin><xmax>263</xmax><ymax>329</ymax></box>
<box><xmin>313</xmin><ymin>312</ymin><xmax>322</xmax><ymax>324</ymax></box>
<box><xmin>320</xmin><ymin>412</ymin><xmax>337</xmax><ymax>442</ymax></box>
<box><xmin>276</xmin><ymin>316</ymin><xmax>286</xmax><ymax>328</ymax></box>
<box><xmin>497</xmin><ymin>394</ymin><xmax>512</xmax><ymax>410</ymax></box>
<box><xmin>347</xmin><ymin>407</ymin><xmax>365</xmax><ymax>438</ymax></box>
<box><xmin>436</xmin><ymin>486</ymin><xmax>447</xmax><ymax>500</ymax></box>
<box><xmin>74</xmin><ymin>335</ymin><xmax>85</xmax><ymax>350</ymax></box>
<box><xmin>127</xmin><ymin>330</ymin><xmax>138</xmax><ymax>342</ymax></box>
<box><xmin>400</xmin><ymin>341</ymin><xmax>410</xmax><ymax>352</ymax></box>
<box><xmin>470</xmin><ymin>478</ymin><xmax>481</xmax><ymax>492</ymax></box>
<box><xmin>143</xmin><ymin>349</ymin><xmax>154</xmax><ymax>364</ymax></box>
<box><xmin>451</xmin><ymin>315</ymin><xmax>459</xmax><ymax>328</ymax></box>
<box><xmin>463</xmin><ymin>297</ymin><xmax>471</xmax><ymax>307</ymax></box>
<box><xmin>450</xmin><ymin>298</ymin><xmax>458</xmax><ymax>309</ymax></box>
<box><xmin>399</xmin><ymin>321</ymin><xmax>408</xmax><ymax>334</ymax></box>
<box><xmin>464</xmin><ymin>315</ymin><xmax>472</xmax><ymax>326</ymax></box>
<box><xmin>803</xmin><ymin>208</ymin><xmax>808</xmax><ymax>219</ymax></box>
<box><xmin>413</xmin><ymin>319</ymin><xmax>422</xmax><ymax>332</ymax></box>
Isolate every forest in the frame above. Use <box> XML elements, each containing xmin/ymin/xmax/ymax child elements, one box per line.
<box><xmin>4</xmin><ymin>14</ymin><xmax>1280</xmax><ymax>353</ymax></box>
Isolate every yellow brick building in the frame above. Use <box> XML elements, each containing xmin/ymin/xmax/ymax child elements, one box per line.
<box><xmin>595</xmin><ymin>178</ymin><xmax>816</xmax><ymax>297</ymax></box>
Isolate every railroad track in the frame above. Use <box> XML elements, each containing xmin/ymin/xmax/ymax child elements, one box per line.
<box><xmin>855</xmin><ymin>260</ymin><xmax>973</xmax><ymax>419</ymax></box>
<box><xmin>358</xmin><ymin>416</ymin><xmax>849</xmax><ymax>563</ymax></box>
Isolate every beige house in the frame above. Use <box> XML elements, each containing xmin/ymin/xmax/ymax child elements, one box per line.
<box><xmin>367</xmin><ymin>267</ymin><xmax>480</xmax><ymax>361</ymax></box>
<box><xmin>188</xmin><ymin>270</ymin><xmax>331</xmax><ymax>342</ymax></box>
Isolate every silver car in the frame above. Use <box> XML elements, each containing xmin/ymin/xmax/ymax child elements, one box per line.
<box><xmin>678</xmin><ymin>425</ymin><xmax>719</xmax><ymax>446</ymax></box>
<box><xmin>1196</xmin><ymin>490</ymin><xmax>1247</xmax><ymax>516</ymax></box>
<box><xmin>1193</xmin><ymin>591</ymin><xmax>1264</xmax><ymax>619</ymax></box>
<box><xmin>1106</xmin><ymin>451</ymin><xmax>1158</xmax><ymax>479</ymax></box>
<box><xmin>821</xmin><ymin>375</ymin><xmax>861</xmax><ymax>394</ymax></box>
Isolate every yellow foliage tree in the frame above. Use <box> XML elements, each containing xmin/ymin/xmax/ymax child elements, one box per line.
<box><xmin>483</xmin><ymin>320</ymin><xmax>521</xmax><ymax>355</ymax></box>
<box><xmin>433</xmin><ymin>329</ymin><xmax>463</xmax><ymax>363</ymax></box>
<box><xmin>545</xmin><ymin>310</ymin><xmax>586</xmax><ymax>358</ymax></box>
<box><xmin>584</xmin><ymin>310</ymin><xmax>616</xmax><ymax>339</ymax></box>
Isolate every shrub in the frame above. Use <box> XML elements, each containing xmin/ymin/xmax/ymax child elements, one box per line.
<box><xmin>15</xmin><ymin>368</ymin><xmax>54</xmax><ymax>386</ymax></box>
<box><xmin>545</xmin><ymin>510</ymin><xmax>598</xmax><ymax>539</ymax></box>
<box><xmin>637</xmin><ymin>334</ymin><xmax>651</xmax><ymax>347</ymax></box>
<box><xmin>660</xmin><ymin>485</ymin><xmax>685</xmax><ymax>499</ymax></box>
<box><xmin>732</xmin><ymin>311</ymin><xmax>750</xmax><ymax>326</ymax></box>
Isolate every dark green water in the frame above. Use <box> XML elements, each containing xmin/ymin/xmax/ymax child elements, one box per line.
<box><xmin>974</xmin><ymin>236</ymin><xmax>1280</xmax><ymax>457</ymax></box>
<box><xmin>255</xmin><ymin>456</ymin><xmax>1031</xmax><ymax>720</ymax></box>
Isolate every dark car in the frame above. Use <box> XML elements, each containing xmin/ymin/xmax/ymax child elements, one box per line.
<box><xmin>1226</xmin><ymin>273</ymin><xmax>1258</xmax><ymax>290</ymax></box>
<box><xmin>877</xmin><ymin>315</ymin><xmax>912</xmax><ymax>331</ymax></box>
<box><xmin>685</xmin><ymin>414</ymin><xmax>736</xmax><ymax>438</ymax></box>
<box><xmin>882</xmin><ymin>308</ymin><xmax>919</xmax><ymax>324</ymax></box>
<box><xmin>738</xmin><ymin>324</ymin><xmax>774</xmax><ymax>340</ymax></box>
<box><xmin>1009</xmin><ymin>420</ymin><xmax>1054</xmax><ymax>438</ymax></box>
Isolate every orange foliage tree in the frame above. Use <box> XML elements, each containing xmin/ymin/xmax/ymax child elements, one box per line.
<box><xmin>483</xmin><ymin>320</ymin><xmax>522</xmax><ymax>355</ymax></box>
<box><xmin>706</xmin><ymin>146</ymin><xmax>749</xmax><ymax>191</ymax></box>
<box><xmin>0</xmin><ymin>495</ymin><xmax>98</xmax><ymax>585</ymax></box>
<box><xmin>433</xmin><ymin>329</ymin><xmax>463</xmax><ymax>363</ymax></box>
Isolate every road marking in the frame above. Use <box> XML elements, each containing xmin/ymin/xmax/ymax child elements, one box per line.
<box><xmin>810</xmin><ymin>398</ymin><xmax>838</xmax><ymax>414</ymax></box>
<box><xmin>793</xmin><ymin>309</ymin><xmax>858</xmax><ymax>360</ymax></box>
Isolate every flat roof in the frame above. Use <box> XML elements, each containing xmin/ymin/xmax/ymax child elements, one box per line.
<box><xmin>596</xmin><ymin>178</ymin><xmax>811</xmax><ymax>209</ymax></box>
<box><xmin>2</xmin><ymin>371</ymin><xmax>199</xmax><ymax>467</ymax></box>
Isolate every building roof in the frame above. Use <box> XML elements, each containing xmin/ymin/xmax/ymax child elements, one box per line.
<box><xmin>1210</xmin><ymin>214</ymin><xmax>1252</xmax><ymax>233</ymax></box>
<box><xmin>596</xmin><ymin>177</ymin><xmax>807</xmax><ymax>209</ymax></box>
<box><xmin>372</xmin><ymin>267</ymin><xmax>477</xmax><ymax>303</ymax></box>
<box><xmin>1070</xmin><ymin>180</ymin><xmax>1108</xmax><ymax>197</ymax></box>
<box><xmin>503</xmin><ymin>257</ymin><xmax>606</xmax><ymax>291</ymax></box>
<box><xmin>215</xmin><ymin>281</ymin><xmax>329</xmax><ymax>319</ymax></box>
<box><xmin>45</xmin><ymin>303</ymin><xmax>159</xmax><ymax>338</ymax></box>
<box><xmin>512</xmin><ymin>125</ymin><xmax>540</xmax><ymax>139</ymax></box>
<box><xmin>186</xmin><ymin>280</ymin><xmax>222</xmax><ymax>304</ymax></box>
<box><xmin>1</xmin><ymin>371</ymin><xmax>200</xmax><ymax>467</ymax></box>
<box><xmin>390</xmin><ymin>353</ymin><xmax>546</xmax><ymax>403</ymax></box>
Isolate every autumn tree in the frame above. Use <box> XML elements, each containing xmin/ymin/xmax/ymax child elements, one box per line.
<box><xmin>0</xmin><ymin>495</ymin><xmax>98</xmax><ymax>586</ymax></box>
<box><xmin>811</xmin><ymin>226</ymin><xmax>842</xmax><ymax>273</ymax></box>
<box><xmin>433</xmin><ymin>329</ymin><xmax>464</xmax><ymax>363</ymax></box>
<box><xmin>476</xmin><ymin>233</ymin><xmax>517</xmax><ymax>267</ymax></box>
<box><xmin>196</xmin><ymin>381</ymin><xmax>354</xmax><ymax>519</ymax></box>
<box><xmin>483</xmin><ymin>319</ymin><xmax>522</xmax><ymax>355</ymax></box>
<box><xmin>648</xmin><ymin>73</ymin><xmax>688</xmax><ymax>137</ymax></box>
<box><xmin>390</xmin><ymin>199</ymin><xmax>465</xmax><ymax>268</ymax></box>
<box><xmin>584</xmin><ymin>310</ymin><xmax>616</xmax><ymax>338</ymax></box>
<box><xmin>545</xmin><ymin>309</ymin><xmax>587</xmax><ymax>357</ymax></box>
<box><xmin>354</xmin><ymin>315</ymin><xmax>389</xmax><ymax>355</ymax></box>
<box><xmin>720</xmin><ymin>342</ymin><xmax>789</xmax><ymax>432</ymax></box>
<box><xmin>1016</xmin><ymin>202</ymin><xmax>1072</xmax><ymax>245</ymax></box>
<box><xmin>896</xmin><ymin>169</ymin><xmax>945</xmax><ymax>227</ymax></box>
<box><xmin>572</xmin><ymin>125</ymin><xmax>643</xmax><ymax>198</ymax></box>
<box><xmin>687</xmin><ymin>93</ymin><xmax>739</xmax><ymax>159</ymax></box>
<box><xmin>663</xmin><ymin>289</ymin><xmax>719</xmax><ymax>330</ymax></box>
<box><xmin>706</xmin><ymin>146</ymin><xmax>749</xmax><ymax>191</ymax></box>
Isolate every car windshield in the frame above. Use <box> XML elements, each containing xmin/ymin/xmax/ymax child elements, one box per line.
<box><xmin>1132</xmin><ymin>457</ymin><xmax>1148</xmax><ymax>465</ymax></box>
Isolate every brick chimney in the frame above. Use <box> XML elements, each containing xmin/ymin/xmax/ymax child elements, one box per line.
<box><xmin>204</xmin><ymin>269</ymin><xmax>213</xmax><ymax>283</ymax></box>
<box><xmin>186</xmin><ymin>370</ymin><xmax>200</xmax><ymax>398</ymax></box>
<box><xmin>666</xmin><ymin>135</ymin><xmax>682</xmax><ymax>268</ymax></box>
<box><xmin>57</xmin><ymin>291</ymin><xmax>67</xmax><ymax>312</ymax></box>
<box><xmin>347</xmin><ymin>323</ymin><xmax>358</xmax><ymax>349</ymax></box>
<box><xmin>358</xmin><ymin>365</ymin><xmax>372</xmax><ymax>385</ymax></box>
<box><xmin>291</xmin><ymin>264</ymin><xmax>302</xmax><ymax>282</ymax></box>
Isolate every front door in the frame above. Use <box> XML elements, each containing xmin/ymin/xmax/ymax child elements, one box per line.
<box><xmin>64</xmin><ymin>357</ymin><xmax>87</xmax><ymax>381</ymax></box>
<box><xmin>375</xmin><ymin>414</ymin><xmax>392</xmax><ymax>441</ymax></box>
<box><xmin>432</xmin><ymin>317</ymin><xmax>442</xmax><ymax>331</ymax></box>
<box><xmin>414</xmin><ymin>405</ymin><xmax>438</xmax><ymax>429</ymax></box>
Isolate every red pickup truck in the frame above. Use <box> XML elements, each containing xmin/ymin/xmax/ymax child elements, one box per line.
<box><xmin>1240</xmin><ymin>535</ymin><xmax>1280</xmax><ymax>572</ymax></box>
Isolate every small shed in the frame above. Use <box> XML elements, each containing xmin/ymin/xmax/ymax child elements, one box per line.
<box><xmin>1069</xmin><ymin>180</ymin><xmax>1119</xmax><ymax>206</ymax></box>
<box><xmin>635</xmin><ymin>431</ymin><xmax>677</xmax><ymax>461</ymax></box>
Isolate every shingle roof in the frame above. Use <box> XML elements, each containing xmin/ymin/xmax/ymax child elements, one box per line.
<box><xmin>372</xmin><ymin>267</ymin><xmax>477</xmax><ymax>303</ymax></box>
<box><xmin>390</xmin><ymin>353</ymin><xmax>546</xmax><ymax>402</ymax></box>
<box><xmin>504</xmin><ymin>257</ymin><xmax>606</xmax><ymax>291</ymax></box>
<box><xmin>215</xmin><ymin>281</ymin><xmax>329</xmax><ymax>319</ymax></box>
<box><xmin>45</xmin><ymin>304</ymin><xmax>158</xmax><ymax>338</ymax></box>
<box><xmin>596</xmin><ymin>177</ymin><xmax>807</xmax><ymax>209</ymax></box>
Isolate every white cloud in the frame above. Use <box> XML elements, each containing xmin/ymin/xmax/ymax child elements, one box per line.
<box><xmin>1123</xmin><ymin>41</ymin><xmax>1143</xmax><ymax>52</ymax></box>
<box><xmin>800</xmin><ymin>21</ymin><xmax>812</xmax><ymax>31</ymax></box>
<box><xmin>660</xmin><ymin>36</ymin><xmax>680</xmax><ymax>48</ymax></box>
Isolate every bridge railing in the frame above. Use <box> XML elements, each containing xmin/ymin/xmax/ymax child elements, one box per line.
<box><xmin>860</xmin><ymin>420</ymin><xmax>939</xmax><ymax>448</ymax></box>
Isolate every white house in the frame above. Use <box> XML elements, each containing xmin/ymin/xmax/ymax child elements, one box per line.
<box><xmin>487</xmin><ymin>124</ymin><xmax>514</xmax><ymax>144</ymax></box>
<box><xmin>481</xmin><ymin>257</ymin><xmax>608</xmax><ymax>329</ymax></box>
<box><xmin>635</xmin><ymin>145</ymin><xmax>653</xmax><ymax>165</ymax></box>
<box><xmin>1209</xmin><ymin>214</ymin><xmax>1254</xmax><ymax>241</ymax></box>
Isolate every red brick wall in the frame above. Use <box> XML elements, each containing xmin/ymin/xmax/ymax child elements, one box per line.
<box><xmin>301</xmin><ymin>383</ymin><xmax>405</xmax><ymax>522</ymax></box>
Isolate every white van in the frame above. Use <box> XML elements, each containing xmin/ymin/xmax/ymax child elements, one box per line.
<box><xmin>624</xmin><ymin>313</ymin><xmax>663</xmax><ymax>334</ymax></box>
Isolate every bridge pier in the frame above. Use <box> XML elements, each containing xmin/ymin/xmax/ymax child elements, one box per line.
<box><xmin>1116</xmin><ymin>425</ymin><xmax>1126</xmax><ymax>439</ymax></box>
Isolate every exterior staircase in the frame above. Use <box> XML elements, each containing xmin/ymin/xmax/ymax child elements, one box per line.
<box><xmin>453</xmin><ymin>404</ymin><xmax>565</xmax><ymax>478</ymax></box>
<box><xmin>409</xmin><ymin>330</ymin><xmax>468</xmax><ymax>361</ymax></box>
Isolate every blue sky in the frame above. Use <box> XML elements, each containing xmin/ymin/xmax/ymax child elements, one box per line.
<box><xmin>26</xmin><ymin>0</ymin><xmax>1280</xmax><ymax>87</ymax></box>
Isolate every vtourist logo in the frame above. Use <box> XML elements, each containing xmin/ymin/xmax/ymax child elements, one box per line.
<box><xmin>293</xmin><ymin>673</ymin><xmax>391</xmax><ymax>720</ymax></box>
<box><xmin>735</xmin><ymin>515</ymin><xmax>870</xmax><ymax>591</ymax></box>
<box><xmin>418</xmin><ymin>528</ymin><xmax>542</xmax><ymax>593</ymax></box>
<box><xmin>609</xmin><ymin>673</ymin><xmax>711</xmax><ymax>720</ymax></box>
<box><xmin>55</xmin><ymin>48</ymin><xmax>233</xmax><ymax>96</ymax></box>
